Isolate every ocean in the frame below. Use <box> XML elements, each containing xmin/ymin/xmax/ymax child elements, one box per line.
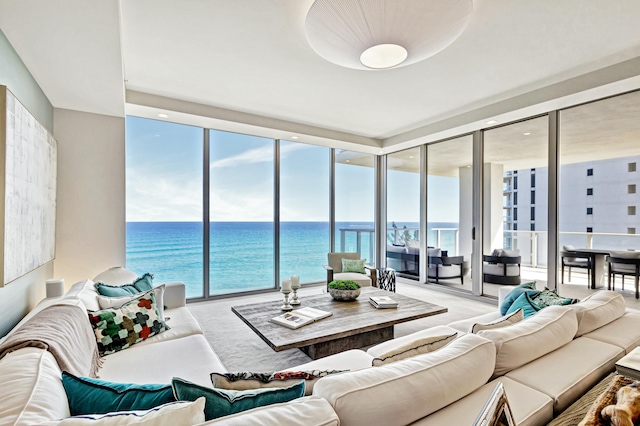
<box><xmin>126</xmin><ymin>221</ymin><xmax>458</xmax><ymax>298</ymax></box>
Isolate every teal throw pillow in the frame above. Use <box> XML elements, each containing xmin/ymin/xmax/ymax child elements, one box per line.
<box><xmin>62</xmin><ymin>371</ymin><xmax>175</xmax><ymax>416</ymax></box>
<box><xmin>532</xmin><ymin>289</ymin><xmax>578</xmax><ymax>309</ymax></box>
<box><xmin>171</xmin><ymin>377</ymin><xmax>304</xmax><ymax>421</ymax></box>
<box><xmin>342</xmin><ymin>258</ymin><xmax>366</xmax><ymax>274</ymax></box>
<box><xmin>499</xmin><ymin>281</ymin><xmax>538</xmax><ymax>315</ymax></box>
<box><xmin>506</xmin><ymin>292</ymin><xmax>540</xmax><ymax>318</ymax></box>
<box><xmin>95</xmin><ymin>273</ymin><xmax>154</xmax><ymax>297</ymax></box>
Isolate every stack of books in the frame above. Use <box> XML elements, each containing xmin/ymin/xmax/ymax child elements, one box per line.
<box><xmin>616</xmin><ymin>346</ymin><xmax>640</xmax><ymax>380</ymax></box>
<box><xmin>369</xmin><ymin>296</ymin><xmax>398</xmax><ymax>309</ymax></box>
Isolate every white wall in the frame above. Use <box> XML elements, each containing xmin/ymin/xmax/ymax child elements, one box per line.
<box><xmin>0</xmin><ymin>29</ymin><xmax>55</xmax><ymax>337</ymax></box>
<box><xmin>53</xmin><ymin>108</ymin><xmax>126</xmax><ymax>286</ymax></box>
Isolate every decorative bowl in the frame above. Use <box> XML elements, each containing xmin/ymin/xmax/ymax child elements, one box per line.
<box><xmin>329</xmin><ymin>288</ymin><xmax>361</xmax><ymax>301</ymax></box>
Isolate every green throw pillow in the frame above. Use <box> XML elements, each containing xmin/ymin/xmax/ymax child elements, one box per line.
<box><xmin>342</xmin><ymin>258</ymin><xmax>366</xmax><ymax>274</ymax></box>
<box><xmin>95</xmin><ymin>272</ymin><xmax>154</xmax><ymax>297</ymax></box>
<box><xmin>88</xmin><ymin>289</ymin><xmax>169</xmax><ymax>355</ymax></box>
<box><xmin>506</xmin><ymin>292</ymin><xmax>540</xmax><ymax>318</ymax></box>
<box><xmin>499</xmin><ymin>281</ymin><xmax>538</xmax><ymax>315</ymax></box>
<box><xmin>171</xmin><ymin>377</ymin><xmax>305</xmax><ymax>421</ymax></box>
<box><xmin>62</xmin><ymin>371</ymin><xmax>175</xmax><ymax>416</ymax></box>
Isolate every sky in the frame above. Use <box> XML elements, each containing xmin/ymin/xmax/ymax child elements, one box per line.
<box><xmin>126</xmin><ymin>116</ymin><xmax>459</xmax><ymax>223</ymax></box>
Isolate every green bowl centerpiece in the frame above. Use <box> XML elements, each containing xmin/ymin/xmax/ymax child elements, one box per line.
<box><xmin>328</xmin><ymin>280</ymin><xmax>361</xmax><ymax>301</ymax></box>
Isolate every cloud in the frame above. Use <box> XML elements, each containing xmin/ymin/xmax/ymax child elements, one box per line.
<box><xmin>210</xmin><ymin>142</ymin><xmax>309</xmax><ymax>168</ymax></box>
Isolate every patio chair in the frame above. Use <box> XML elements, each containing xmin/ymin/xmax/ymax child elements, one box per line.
<box><xmin>608</xmin><ymin>250</ymin><xmax>640</xmax><ymax>298</ymax></box>
<box><xmin>560</xmin><ymin>244</ymin><xmax>591</xmax><ymax>285</ymax></box>
<box><xmin>483</xmin><ymin>248</ymin><xmax>521</xmax><ymax>285</ymax></box>
<box><xmin>324</xmin><ymin>252</ymin><xmax>376</xmax><ymax>289</ymax></box>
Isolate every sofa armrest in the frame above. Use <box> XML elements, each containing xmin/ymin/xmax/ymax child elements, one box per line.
<box><xmin>161</xmin><ymin>282</ymin><xmax>186</xmax><ymax>309</ymax></box>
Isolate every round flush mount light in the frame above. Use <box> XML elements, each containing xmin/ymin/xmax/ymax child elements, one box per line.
<box><xmin>157</xmin><ymin>113</ymin><xmax>169</xmax><ymax>118</ymax></box>
<box><xmin>305</xmin><ymin>0</ymin><xmax>473</xmax><ymax>70</ymax></box>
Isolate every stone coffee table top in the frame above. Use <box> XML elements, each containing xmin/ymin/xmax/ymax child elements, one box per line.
<box><xmin>231</xmin><ymin>287</ymin><xmax>447</xmax><ymax>359</ymax></box>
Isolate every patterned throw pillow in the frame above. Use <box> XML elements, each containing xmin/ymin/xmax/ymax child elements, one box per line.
<box><xmin>532</xmin><ymin>289</ymin><xmax>578</xmax><ymax>309</ymax></box>
<box><xmin>88</xmin><ymin>288</ymin><xmax>169</xmax><ymax>356</ymax></box>
<box><xmin>211</xmin><ymin>370</ymin><xmax>346</xmax><ymax>396</ymax></box>
<box><xmin>342</xmin><ymin>258</ymin><xmax>366</xmax><ymax>274</ymax></box>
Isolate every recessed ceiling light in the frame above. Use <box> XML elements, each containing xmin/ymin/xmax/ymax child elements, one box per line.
<box><xmin>346</xmin><ymin>160</ymin><xmax>350</xmax><ymax>163</ymax></box>
<box><xmin>157</xmin><ymin>113</ymin><xmax>169</xmax><ymax>118</ymax></box>
<box><xmin>523</xmin><ymin>132</ymin><xmax>531</xmax><ymax>136</ymax></box>
<box><xmin>409</xmin><ymin>156</ymin><xmax>414</xmax><ymax>159</ymax></box>
<box><xmin>291</xmin><ymin>136</ymin><xmax>299</xmax><ymax>140</ymax></box>
<box><xmin>486</xmin><ymin>120</ymin><xmax>498</xmax><ymax>125</ymax></box>
<box><xmin>466</xmin><ymin>165</ymin><xmax>471</xmax><ymax>168</ymax></box>
<box><xmin>378</xmin><ymin>151</ymin><xmax>384</xmax><ymax>155</ymax></box>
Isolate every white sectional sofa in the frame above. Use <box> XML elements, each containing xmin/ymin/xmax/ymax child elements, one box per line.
<box><xmin>2</xmin><ymin>278</ymin><xmax>640</xmax><ymax>425</ymax></box>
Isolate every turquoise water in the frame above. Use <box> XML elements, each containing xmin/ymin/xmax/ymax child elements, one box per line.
<box><xmin>126</xmin><ymin>221</ymin><xmax>457</xmax><ymax>298</ymax></box>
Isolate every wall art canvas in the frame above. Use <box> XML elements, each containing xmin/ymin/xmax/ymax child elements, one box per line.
<box><xmin>0</xmin><ymin>86</ymin><xmax>57</xmax><ymax>286</ymax></box>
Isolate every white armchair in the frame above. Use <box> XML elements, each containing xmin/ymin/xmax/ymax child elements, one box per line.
<box><xmin>323</xmin><ymin>252</ymin><xmax>376</xmax><ymax>288</ymax></box>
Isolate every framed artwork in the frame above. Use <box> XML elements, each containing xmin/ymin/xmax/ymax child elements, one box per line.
<box><xmin>0</xmin><ymin>86</ymin><xmax>57</xmax><ymax>286</ymax></box>
<box><xmin>473</xmin><ymin>382</ymin><xmax>517</xmax><ymax>426</ymax></box>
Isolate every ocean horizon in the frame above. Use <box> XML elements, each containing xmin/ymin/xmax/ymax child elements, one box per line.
<box><xmin>126</xmin><ymin>221</ymin><xmax>458</xmax><ymax>298</ymax></box>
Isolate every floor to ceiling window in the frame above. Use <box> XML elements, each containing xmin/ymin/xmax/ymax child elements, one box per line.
<box><xmin>386</xmin><ymin>147</ymin><xmax>420</xmax><ymax>278</ymax></box>
<box><xmin>125</xmin><ymin>117</ymin><xmax>204</xmax><ymax>298</ymax></box>
<box><xmin>334</xmin><ymin>151</ymin><xmax>376</xmax><ymax>263</ymax></box>
<box><xmin>426</xmin><ymin>136</ymin><xmax>473</xmax><ymax>293</ymax></box>
<box><xmin>483</xmin><ymin>116</ymin><xmax>549</xmax><ymax>293</ymax></box>
<box><xmin>279</xmin><ymin>141</ymin><xmax>330</xmax><ymax>284</ymax></box>
<box><xmin>559</xmin><ymin>91</ymin><xmax>640</xmax><ymax>289</ymax></box>
<box><xmin>209</xmin><ymin>130</ymin><xmax>275</xmax><ymax>295</ymax></box>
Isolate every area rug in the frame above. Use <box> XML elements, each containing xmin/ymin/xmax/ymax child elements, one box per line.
<box><xmin>187</xmin><ymin>281</ymin><xmax>495</xmax><ymax>372</ymax></box>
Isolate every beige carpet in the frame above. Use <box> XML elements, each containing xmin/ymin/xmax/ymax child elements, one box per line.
<box><xmin>187</xmin><ymin>280</ymin><xmax>496</xmax><ymax>372</ymax></box>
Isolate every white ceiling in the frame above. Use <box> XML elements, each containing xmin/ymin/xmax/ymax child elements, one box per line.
<box><xmin>2</xmin><ymin>0</ymin><xmax>640</xmax><ymax>153</ymax></box>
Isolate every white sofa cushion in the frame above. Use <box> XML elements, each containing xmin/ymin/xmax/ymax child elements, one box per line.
<box><xmin>568</xmin><ymin>290</ymin><xmax>626</xmax><ymax>337</ymax></box>
<box><xmin>312</xmin><ymin>333</ymin><xmax>496</xmax><ymax>426</ymax></box>
<box><xmin>470</xmin><ymin>309</ymin><xmax>524</xmax><ymax>333</ymax></box>
<box><xmin>0</xmin><ymin>348</ymin><xmax>70</xmax><ymax>425</ymax></box>
<box><xmin>332</xmin><ymin>272</ymin><xmax>371</xmax><ymax>287</ymax></box>
<box><xmin>448</xmin><ymin>311</ymin><xmax>502</xmax><ymax>334</ymax></box>
<box><xmin>483</xmin><ymin>263</ymin><xmax>520</xmax><ymax>276</ymax></box>
<box><xmin>371</xmin><ymin>333</ymin><xmax>457</xmax><ymax>366</ymax></box>
<box><xmin>506</xmin><ymin>337</ymin><xmax>624</xmax><ymax>414</ymax></box>
<box><xmin>42</xmin><ymin>399</ymin><xmax>206</xmax><ymax>425</ymax></box>
<box><xmin>582</xmin><ymin>309</ymin><xmax>640</xmax><ymax>353</ymax></box>
<box><xmin>65</xmin><ymin>279</ymin><xmax>101</xmax><ymax>312</ymax></box>
<box><xmin>367</xmin><ymin>325</ymin><xmax>462</xmax><ymax>359</ymax></box>
<box><xmin>99</xmin><ymin>334</ymin><xmax>225</xmax><ymax>387</ymax></box>
<box><xmin>411</xmin><ymin>377</ymin><xmax>553</xmax><ymax>426</ymax></box>
<box><xmin>200</xmin><ymin>396</ymin><xmax>339</xmax><ymax>426</ymax></box>
<box><xmin>476</xmin><ymin>305</ymin><xmax>578</xmax><ymax>377</ymax></box>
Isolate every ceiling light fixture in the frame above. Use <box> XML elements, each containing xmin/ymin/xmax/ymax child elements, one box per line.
<box><xmin>291</xmin><ymin>136</ymin><xmax>299</xmax><ymax>140</ymax></box>
<box><xmin>523</xmin><ymin>132</ymin><xmax>531</xmax><ymax>136</ymax></box>
<box><xmin>486</xmin><ymin>120</ymin><xmax>498</xmax><ymax>125</ymax></box>
<box><xmin>157</xmin><ymin>113</ymin><xmax>169</xmax><ymax>118</ymax></box>
<box><xmin>305</xmin><ymin>0</ymin><xmax>473</xmax><ymax>70</ymax></box>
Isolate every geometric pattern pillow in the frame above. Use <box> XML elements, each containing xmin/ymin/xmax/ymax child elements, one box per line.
<box><xmin>88</xmin><ymin>289</ymin><xmax>169</xmax><ymax>356</ymax></box>
<box><xmin>210</xmin><ymin>370</ymin><xmax>347</xmax><ymax>396</ymax></box>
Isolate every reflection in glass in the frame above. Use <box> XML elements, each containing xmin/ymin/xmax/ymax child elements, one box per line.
<box><xmin>484</xmin><ymin>116</ymin><xmax>548</xmax><ymax>294</ymax></box>
<box><xmin>559</xmin><ymin>91</ymin><xmax>640</xmax><ymax>289</ymax></box>
<box><xmin>426</xmin><ymin>136</ymin><xmax>473</xmax><ymax>293</ymax></box>
<box><xmin>125</xmin><ymin>116</ymin><xmax>204</xmax><ymax>298</ymax></box>
<box><xmin>335</xmin><ymin>151</ymin><xmax>376</xmax><ymax>263</ymax></box>
<box><xmin>386</xmin><ymin>147</ymin><xmax>420</xmax><ymax>278</ymax></box>
<box><xmin>209</xmin><ymin>130</ymin><xmax>274</xmax><ymax>295</ymax></box>
<box><xmin>280</xmin><ymin>142</ymin><xmax>330</xmax><ymax>284</ymax></box>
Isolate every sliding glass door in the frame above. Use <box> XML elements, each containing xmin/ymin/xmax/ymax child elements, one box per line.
<box><xmin>209</xmin><ymin>130</ymin><xmax>275</xmax><ymax>295</ymax></box>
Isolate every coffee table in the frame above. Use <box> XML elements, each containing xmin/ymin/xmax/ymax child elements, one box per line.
<box><xmin>231</xmin><ymin>287</ymin><xmax>447</xmax><ymax>359</ymax></box>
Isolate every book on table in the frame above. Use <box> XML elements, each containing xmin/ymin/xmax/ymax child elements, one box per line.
<box><xmin>615</xmin><ymin>346</ymin><xmax>640</xmax><ymax>380</ymax></box>
<box><xmin>369</xmin><ymin>296</ymin><xmax>398</xmax><ymax>309</ymax></box>
<box><xmin>270</xmin><ymin>307</ymin><xmax>332</xmax><ymax>329</ymax></box>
